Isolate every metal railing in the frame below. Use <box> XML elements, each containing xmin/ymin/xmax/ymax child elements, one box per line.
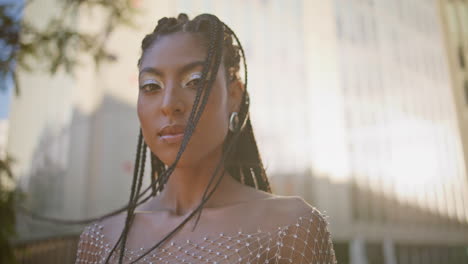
<box><xmin>13</xmin><ymin>234</ymin><xmax>80</xmax><ymax>264</ymax></box>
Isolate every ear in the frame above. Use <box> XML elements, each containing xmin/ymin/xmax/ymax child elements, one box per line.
<box><xmin>228</xmin><ymin>80</ymin><xmax>245</xmax><ymax>113</ymax></box>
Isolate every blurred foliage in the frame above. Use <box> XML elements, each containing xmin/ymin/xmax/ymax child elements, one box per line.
<box><xmin>0</xmin><ymin>0</ymin><xmax>139</xmax><ymax>95</ymax></box>
<box><xmin>0</xmin><ymin>154</ymin><xmax>22</xmax><ymax>264</ymax></box>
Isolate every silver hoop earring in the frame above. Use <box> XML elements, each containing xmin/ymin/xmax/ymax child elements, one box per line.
<box><xmin>229</xmin><ymin>112</ymin><xmax>239</xmax><ymax>132</ymax></box>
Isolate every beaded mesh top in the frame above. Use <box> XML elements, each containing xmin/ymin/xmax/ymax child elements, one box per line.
<box><xmin>75</xmin><ymin>207</ymin><xmax>337</xmax><ymax>264</ymax></box>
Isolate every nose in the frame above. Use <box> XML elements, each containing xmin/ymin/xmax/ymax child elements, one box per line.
<box><xmin>160</xmin><ymin>81</ymin><xmax>185</xmax><ymax>116</ymax></box>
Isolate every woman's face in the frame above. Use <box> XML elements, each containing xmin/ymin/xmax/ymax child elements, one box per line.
<box><xmin>137</xmin><ymin>32</ymin><xmax>241</xmax><ymax>167</ymax></box>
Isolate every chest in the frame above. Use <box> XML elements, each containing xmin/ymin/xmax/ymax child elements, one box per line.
<box><xmin>89</xmin><ymin>222</ymin><xmax>294</xmax><ymax>264</ymax></box>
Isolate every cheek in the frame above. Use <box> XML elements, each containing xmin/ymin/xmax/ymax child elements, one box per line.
<box><xmin>199</xmin><ymin>83</ymin><xmax>230</xmax><ymax>136</ymax></box>
<box><xmin>137</xmin><ymin>96</ymin><xmax>157</xmax><ymax>142</ymax></box>
<box><xmin>137</xmin><ymin>96</ymin><xmax>149</xmax><ymax>126</ymax></box>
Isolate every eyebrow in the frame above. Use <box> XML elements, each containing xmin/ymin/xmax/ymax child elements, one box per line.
<box><xmin>139</xmin><ymin>60</ymin><xmax>205</xmax><ymax>78</ymax></box>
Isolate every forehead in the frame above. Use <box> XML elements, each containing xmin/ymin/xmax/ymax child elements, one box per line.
<box><xmin>139</xmin><ymin>32</ymin><xmax>207</xmax><ymax>70</ymax></box>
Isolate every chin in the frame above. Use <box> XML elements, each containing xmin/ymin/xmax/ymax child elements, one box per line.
<box><xmin>159</xmin><ymin>154</ymin><xmax>205</xmax><ymax>169</ymax></box>
<box><xmin>157</xmin><ymin>142</ymin><xmax>225</xmax><ymax>169</ymax></box>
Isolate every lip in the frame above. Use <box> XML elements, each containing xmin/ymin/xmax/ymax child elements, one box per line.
<box><xmin>160</xmin><ymin>133</ymin><xmax>184</xmax><ymax>144</ymax></box>
<box><xmin>158</xmin><ymin>124</ymin><xmax>186</xmax><ymax>144</ymax></box>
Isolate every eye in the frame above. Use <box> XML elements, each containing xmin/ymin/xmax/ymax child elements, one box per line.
<box><xmin>139</xmin><ymin>80</ymin><xmax>163</xmax><ymax>93</ymax></box>
<box><xmin>183</xmin><ymin>73</ymin><xmax>202</xmax><ymax>89</ymax></box>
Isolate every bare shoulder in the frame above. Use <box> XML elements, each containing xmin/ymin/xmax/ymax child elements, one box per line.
<box><xmin>249</xmin><ymin>194</ymin><xmax>330</xmax><ymax>230</ymax></box>
<box><xmin>261</xmin><ymin>196</ymin><xmax>337</xmax><ymax>263</ymax></box>
<box><xmin>267</xmin><ymin>196</ymin><xmax>337</xmax><ymax>263</ymax></box>
<box><xmin>75</xmin><ymin>212</ymin><xmax>132</xmax><ymax>263</ymax></box>
<box><xmin>78</xmin><ymin>212</ymin><xmax>127</xmax><ymax>248</ymax></box>
<box><xmin>265</xmin><ymin>195</ymin><xmax>325</xmax><ymax>218</ymax></box>
<box><xmin>94</xmin><ymin>212</ymin><xmax>128</xmax><ymax>243</ymax></box>
<box><xmin>75</xmin><ymin>217</ymin><xmax>113</xmax><ymax>263</ymax></box>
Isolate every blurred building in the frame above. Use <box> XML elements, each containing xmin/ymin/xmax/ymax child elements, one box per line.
<box><xmin>298</xmin><ymin>0</ymin><xmax>468</xmax><ymax>263</ymax></box>
<box><xmin>440</xmin><ymin>0</ymin><xmax>468</xmax><ymax>186</ymax></box>
<box><xmin>4</xmin><ymin>0</ymin><xmax>468</xmax><ymax>263</ymax></box>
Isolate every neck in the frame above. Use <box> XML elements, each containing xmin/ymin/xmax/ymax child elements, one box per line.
<box><xmin>153</xmin><ymin>149</ymin><xmax>241</xmax><ymax>216</ymax></box>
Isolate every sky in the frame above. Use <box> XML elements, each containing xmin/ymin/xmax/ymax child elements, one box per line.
<box><xmin>0</xmin><ymin>76</ymin><xmax>13</xmax><ymax>120</ymax></box>
<box><xmin>1</xmin><ymin>0</ymin><xmax>23</xmax><ymax>120</ymax></box>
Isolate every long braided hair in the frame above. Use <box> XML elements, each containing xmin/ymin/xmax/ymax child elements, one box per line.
<box><xmin>104</xmin><ymin>13</ymin><xmax>272</xmax><ymax>263</ymax></box>
<box><xmin>16</xmin><ymin>13</ymin><xmax>271</xmax><ymax>264</ymax></box>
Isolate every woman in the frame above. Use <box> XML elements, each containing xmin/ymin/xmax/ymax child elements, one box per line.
<box><xmin>75</xmin><ymin>13</ymin><xmax>337</xmax><ymax>264</ymax></box>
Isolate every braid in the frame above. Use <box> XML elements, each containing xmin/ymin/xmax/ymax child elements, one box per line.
<box><xmin>103</xmin><ymin>129</ymin><xmax>144</xmax><ymax>263</ymax></box>
<box><xmin>118</xmin><ymin>141</ymin><xmax>147</xmax><ymax>262</ymax></box>
<box><xmin>244</xmin><ymin>119</ymin><xmax>271</xmax><ymax>192</ymax></box>
<box><xmin>221</xmin><ymin>22</ymin><xmax>271</xmax><ymax>192</ymax></box>
<box><xmin>150</xmin><ymin>152</ymin><xmax>165</xmax><ymax>196</ymax></box>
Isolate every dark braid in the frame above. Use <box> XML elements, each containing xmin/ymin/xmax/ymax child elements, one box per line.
<box><xmin>118</xmin><ymin>140</ymin><xmax>147</xmax><ymax>262</ymax></box>
<box><xmin>102</xmin><ymin>130</ymin><xmax>142</xmax><ymax>262</ymax></box>
<box><xmin>150</xmin><ymin>152</ymin><xmax>165</xmax><ymax>196</ymax></box>
<box><xmin>103</xmin><ymin>131</ymin><xmax>148</xmax><ymax>263</ymax></box>
<box><xmin>229</xmin><ymin>118</ymin><xmax>271</xmax><ymax>192</ymax></box>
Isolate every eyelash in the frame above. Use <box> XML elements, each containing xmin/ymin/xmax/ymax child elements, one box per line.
<box><xmin>184</xmin><ymin>77</ymin><xmax>201</xmax><ymax>88</ymax></box>
<box><xmin>139</xmin><ymin>73</ymin><xmax>202</xmax><ymax>93</ymax></box>
<box><xmin>139</xmin><ymin>83</ymin><xmax>162</xmax><ymax>93</ymax></box>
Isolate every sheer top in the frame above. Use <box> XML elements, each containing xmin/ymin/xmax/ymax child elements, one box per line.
<box><xmin>75</xmin><ymin>204</ymin><xmax>337</xmax><ymax>264</ymax></box>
